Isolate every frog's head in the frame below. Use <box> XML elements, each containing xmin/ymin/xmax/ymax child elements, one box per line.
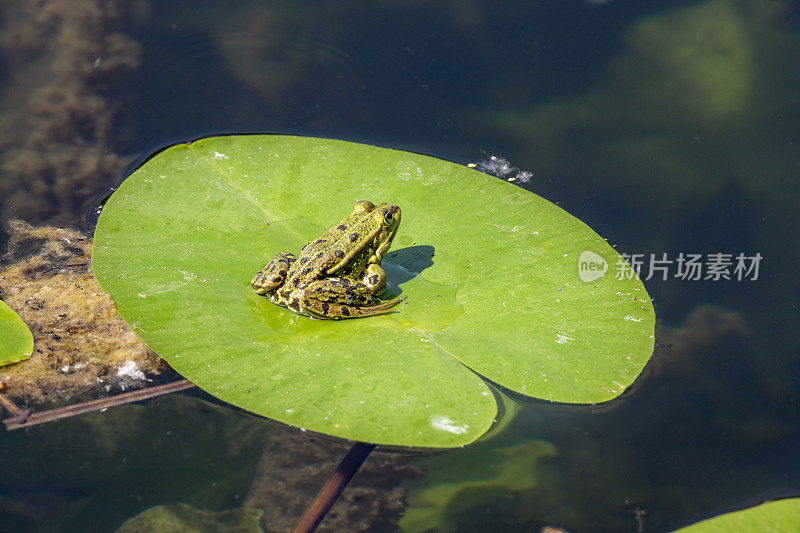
<box><xmin>369</xmin><ymin>203</ymin><xmax>401</xmax><ymax>263</ymax></box>
<box><xmin>328</xmin><ymin>201</ymin><xmax>402</xmax><ymax>276</ymax></box>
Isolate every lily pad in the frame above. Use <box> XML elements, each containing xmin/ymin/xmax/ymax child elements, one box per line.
<box><xmin>674</xmin><ymin>498</ymin><xmax>800</xmax><ymax>532</ymax></box>
<box><xmin>92</xmin><ymin>135</ymin><xmax>654</xmax><ymax>447</ymax></box>
<box><xmin>0</xmin><ymin>299</ymin><xmax>33</xmax><ymax>367</ymax></box>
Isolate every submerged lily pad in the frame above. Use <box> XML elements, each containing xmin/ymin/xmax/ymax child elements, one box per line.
<box><xmin>401</xmin><ymin>439</ymin><xmax>559</xmax><ymax>532</ymax></box>
<box><xmin>92</xmin><ymin>135</ymin><xmax>654</xmax><ymax>447</ymax></box>
<box><xmin>0</xmin><ymin>299</ymin><xmax>33</xmax><ymax>367</ymax></box>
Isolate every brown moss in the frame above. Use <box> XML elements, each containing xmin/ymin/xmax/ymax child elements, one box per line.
<box><xmin>0</xmin><ymin>220</ymin><xmax>164</xmax><ymax>403</ymax></box>
<box><xmin>0</xmin><ymin>0</ymin><xmax>140</xmax><ymax>226</ymax></box>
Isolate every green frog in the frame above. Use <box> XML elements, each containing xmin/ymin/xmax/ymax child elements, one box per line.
<box><xmin>251</xmin><ymin>201</ymin><xmax>405</xmax><ymax>319</ymax></box>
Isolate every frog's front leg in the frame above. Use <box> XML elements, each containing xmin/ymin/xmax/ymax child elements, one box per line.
<box><xmin>360</xmin><ymin>263</ymin><xmax>388</xmax><ymax>295</ymax></box>
<box><xmin>251</xmin><ymin>253</ymin><xmax>296</xmax><ymax>294</ymax></box>
<box><xmin>296</xmin><ymin>277</ymin><xmax>402</xmax><ymax>319</ymax></box>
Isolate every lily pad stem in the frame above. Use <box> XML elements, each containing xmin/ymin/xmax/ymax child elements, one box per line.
<box><xmin>292</xmin><ymin>442</ymin><xmax>375</xmax><ymax>533</ymax></box>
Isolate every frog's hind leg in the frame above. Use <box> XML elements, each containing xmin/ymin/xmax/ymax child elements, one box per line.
<box><xmin>306</xmin><ymin>295</ymin><xmax>406</xmax><ymax>319</ymax></box>
<box><xmin>299</xmin><ymin>277</ymin><xmax>406</xmax><ymax>319</ymax></box>
<box><xmin>251</xmin><ymin>253</ymin><xmax>296</xmax><ymax>294</ymax></box>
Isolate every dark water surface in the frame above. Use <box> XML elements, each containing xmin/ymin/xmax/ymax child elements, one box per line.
<box><xmin>1</xmin><ymin>1</ymin><xmax>799</xmax><ymax>531</ymax></box>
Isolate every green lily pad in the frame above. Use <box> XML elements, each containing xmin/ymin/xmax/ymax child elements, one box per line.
<box><xmin>673</xmin><ymin>498</ymin><xmax>800</xmax><ymax>532</ymax></box>
<box><xmin>1</xmin><ymin>299</ymin><xmax>33</xmax><ymax>367</ymax></box>
<box><xmin>92</xmin><ymin>135</ymin><xmax>654</xmax><ymax>447</ymax></box>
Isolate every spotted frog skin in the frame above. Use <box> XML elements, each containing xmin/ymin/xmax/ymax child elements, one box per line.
<box><xmin>251</xmin><ymin>201</ymin><xmax>405</xmax><ymax>319</ymax></box>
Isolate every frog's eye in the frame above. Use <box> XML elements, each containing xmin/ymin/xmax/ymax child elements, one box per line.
<box><xmin>383</xmin><ymin>211</ymin><xmax>394</xmax><ymax>225</ymax></box>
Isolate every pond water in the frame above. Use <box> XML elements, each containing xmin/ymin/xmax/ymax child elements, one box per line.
<box><xmin>1</xmin><ymin>1</ymin><xmax>799</xmax><ymax>531</ymax></box>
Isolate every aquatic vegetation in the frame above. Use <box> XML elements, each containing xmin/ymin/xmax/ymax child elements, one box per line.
<box><xmin>92</xmin><ymin>134</ymin><xmax>655</xmax><ymax>447</ymax></box>
<box><xmin>0</xmin><ymin>221</ymin><xmax>163</xmax><ymax>401</ymax></box>
<box><xmin>400</xmin><ymin>439</ymin><xmax>559</xmax><ymax>532</ymax></box>
<box><xmin>649</xmin><ymin>306</ymin><xmax>749</xmax><ymax>380</ymax></box>
<box><xmin>0</xmin><ymin>0</ymin><xmax>140</xmax><ymax>225</ymax></box>
<box><xmin>489</xmin><ymin>0</ymin><xmax>800</xmax><ymax>239</ymax></box>
<box><xmin>117</xmin><ymin>504</ymin><xmax>264</xmax><ymax>533</ymax></box>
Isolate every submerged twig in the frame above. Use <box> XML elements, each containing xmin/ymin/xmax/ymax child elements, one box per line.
<box><xmin>292</xmin><ymin>441</ymin><xmax>375</xmax><ymax>533</ymax></box>
<box><xmin>2</xmin><ymin>379</ymin><xmax>195</xmax><ymax>431</ymax></box>
<box><xmin>0</xmin><ymin>391</ymin><xmax>23</xmax><ymax>417</ymax></box>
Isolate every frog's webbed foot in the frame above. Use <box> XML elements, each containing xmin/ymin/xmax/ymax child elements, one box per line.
<box><xmin>304</xmin><ymin>294</ymin><xmax>406</xmax><ymax>319</ymax></box>
<box><xmin>251</xmin><ymin>253</ymin><xmax>296</xmax><ymax>294</ymax></box>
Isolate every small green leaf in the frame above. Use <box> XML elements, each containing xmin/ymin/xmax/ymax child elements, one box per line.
<box><xmin>0</xmin><ymin>299</ymin><xmax>33</xmax><ymax>367</ymax></box>
<box><xmin>673</xmin><ymin>498</ymin><xmax>800</xmax><ymax>532</ymax></box>
<box><xmin>92</xmin><ymin>135</ymin><xmax>654</xmax><ymax>447</ymax></box>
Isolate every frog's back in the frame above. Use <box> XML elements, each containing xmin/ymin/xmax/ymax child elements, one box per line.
<box><xmin>297</xmin><ymin>209</ymin><xmax>375</xmax><ymax>262</ymax></box>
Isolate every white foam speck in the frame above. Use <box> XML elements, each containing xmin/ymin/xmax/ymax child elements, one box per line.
<box><xmin>431</xmin><ymin>415</ymin><xmax>469</xmax><ymax>434</ymax></box>
<box><xmin>470</xmin><ymin>155</ymin><xmax>534</xmax><ymax>183</ymax></box>
<box><xmin>117</xmin><ymin>359</ymin><xmax>145</xmax><ymax>381</ymax></box>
